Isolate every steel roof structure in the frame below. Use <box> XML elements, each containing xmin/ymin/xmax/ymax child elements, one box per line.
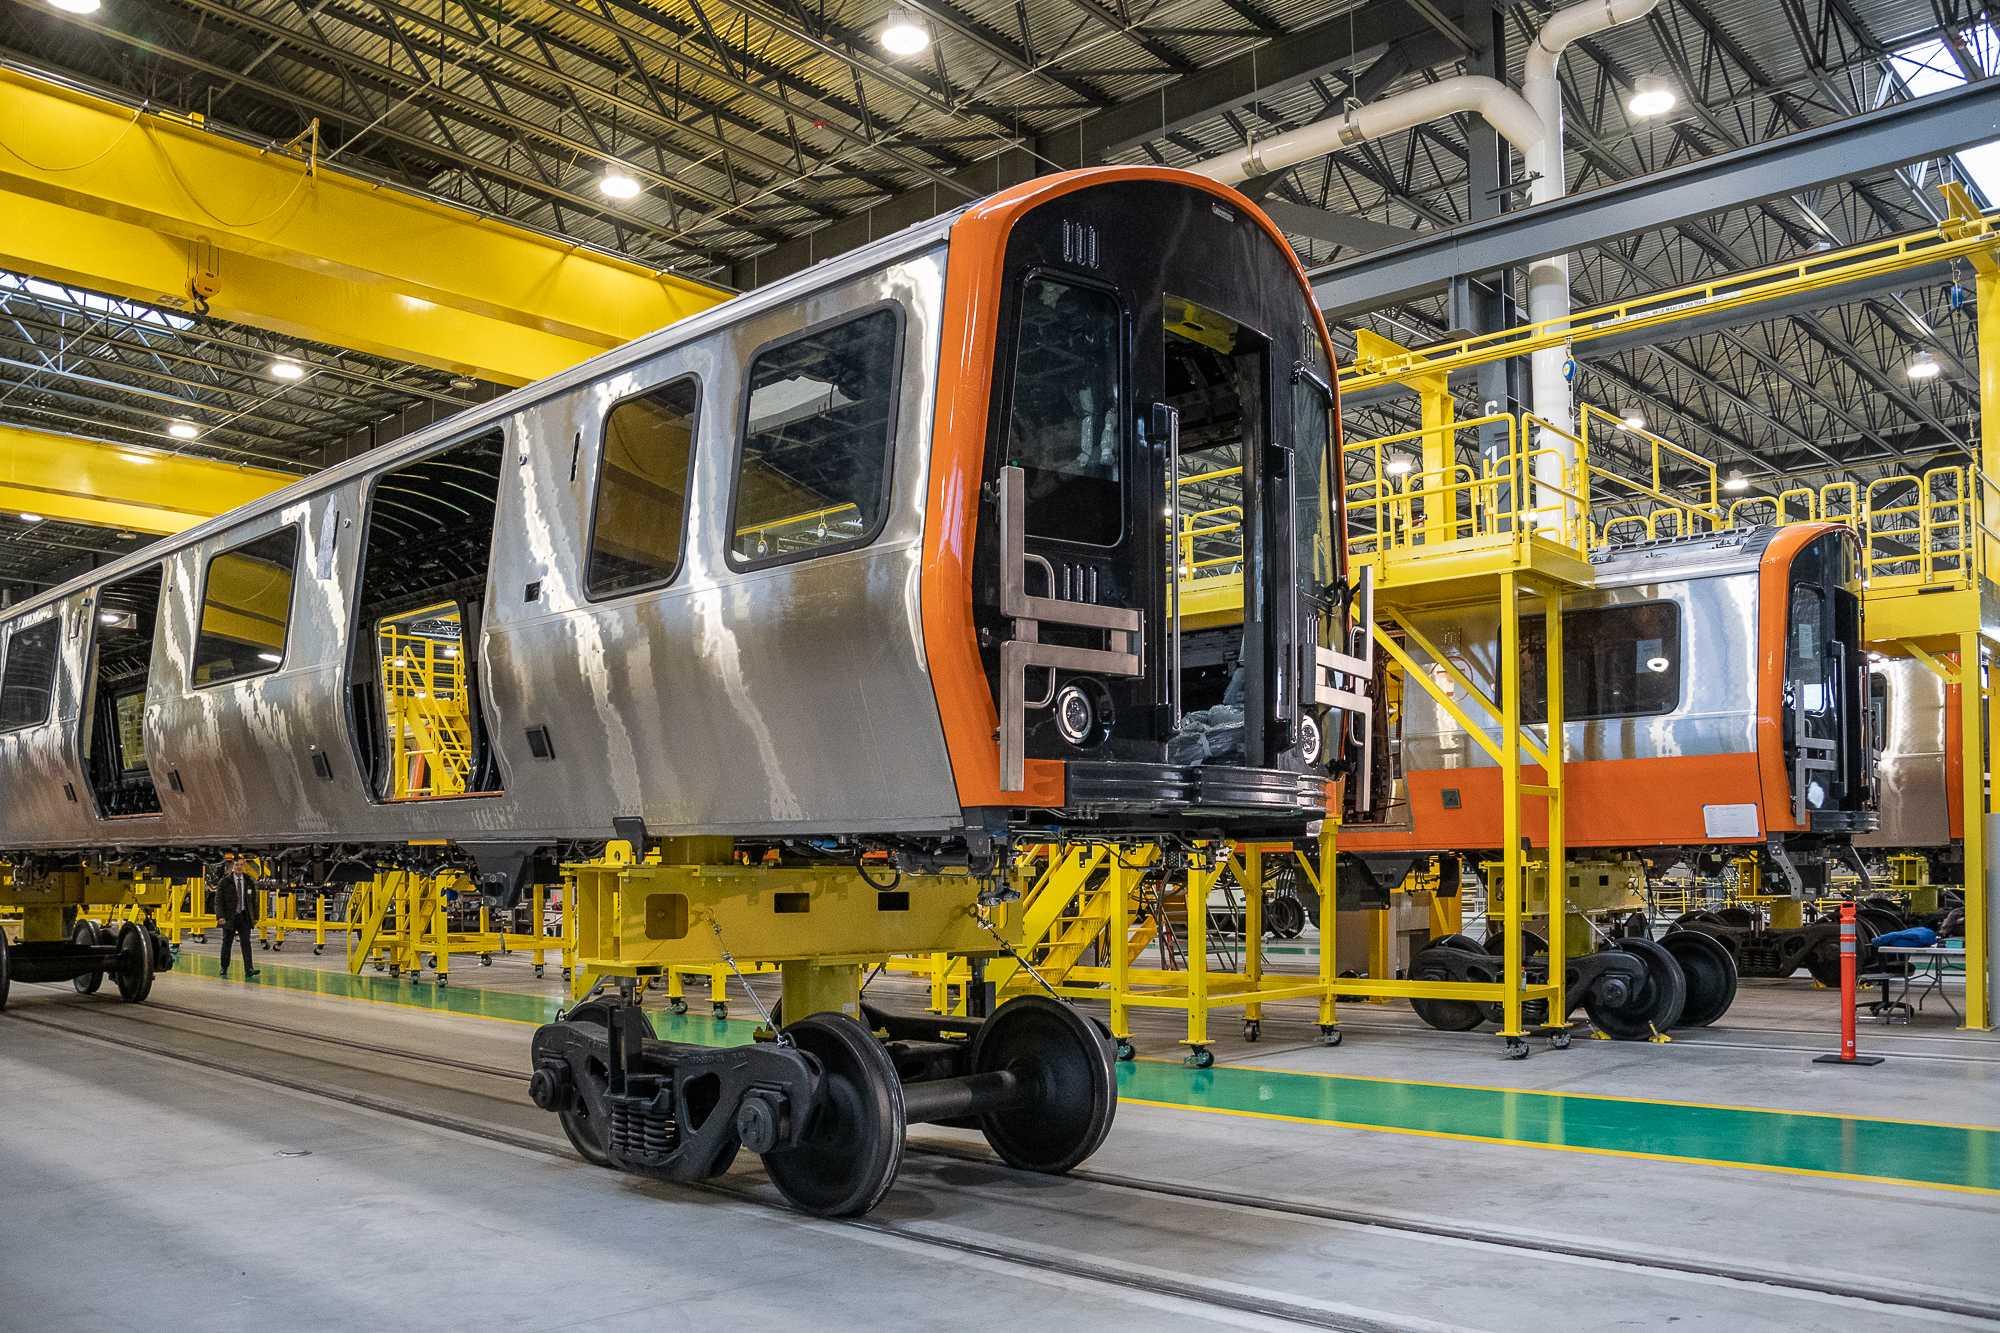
<box><xmin>0</xmin><ymin>0</ymin><xmax>1991</xmax><ymax>585</ymax></box>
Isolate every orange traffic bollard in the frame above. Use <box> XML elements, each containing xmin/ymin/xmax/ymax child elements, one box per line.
<box><xmin>1814</xmin><ymin>902</ymin><xmax>1883</xmax><ymax>1067</ymax></box>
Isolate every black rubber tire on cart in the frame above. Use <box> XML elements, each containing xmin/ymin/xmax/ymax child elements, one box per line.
<box><xmin>763</xmin><ymin>1012</ymin><xmax>905</xmax><ymax>1217</ymax></box>
<box><xmin>1583</xmin><ymin>937</ymin><xmax>1685</xmax><ymax>1040</ymax></box>
<box><xmin>1661</xmin><ymin>929</ymin><xmax>1738</xmax><ymax>1027</ymax></box>
<box><xmin>71</xmin><ymin>918</ymin><xmax>105</xmax><ymax>994</ymax></box>
<box><xmin>114</xmin><ymin>921</ymin><xmax>154</xmax><ymax>1003</ymax></box>
<box><xmin>969</xmin><ymin>994</ymin><xmax>1117</xmax><ymax>1175</ymax></box>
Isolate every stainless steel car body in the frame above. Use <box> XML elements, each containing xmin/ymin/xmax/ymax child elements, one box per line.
<box><xmin>0</xmin><ymin>217</ymin><xmax>966</xmax><ymax>853</ymax></box>
<box><xmin>1858</xmin><ymin>655</ymin><xmax>1949</xmax><ymax>850</ymax></box>
<box><xmin>1398</xmin><ymin>531</ymin><xmax>1767</xmax><ymax>775</ymax></box>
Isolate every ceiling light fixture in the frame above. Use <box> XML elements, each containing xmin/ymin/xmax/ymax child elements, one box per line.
<box><xmin>18</xmin><ymin>512</ymin><xmax>44</xmax><ymax>523</ymax></box>
<box><xmin>1622</xmin><ymin>413</ymin><xmax>1645</xmax><ymax>431</ymax></box>
<box><xmin>598</xmin><ymin>169</ymin><xmax>643</xmax><ymax>201</ymax></box>
<box><xmin>47</xmin><ymin>0</ymin><xmax>102</xmax><ymax>14</ymax></box>
<box><xmin>1626</xmin><ymin>76</ymin><xmax>1677</xmax><ymax>119</ymax></box>
<box><xmin>1722</xmin><ymin>470</ymin><xmax>1749</xmax><ymax>493</ymax></box>
<box><xmin>1907</xmin><ymin>351</ymin><xmax>1942</xmax><ymax>381</ymax></box>
<box><xmin>269</xmin><ymin>357</ymin><xmax>306</xmax><ymax>381</ymax></box>
<box><xmin>878</xmin><ymin>8</ymin><xmax>930</xmax><ymax>56</ymax></box>
<box><xmin>1385</xmin><ymin>456</ymin><xmax>1414</xmax><ymax>477</ymax></box>
<box><xmin>167</xmin><ymin>420</ymin><xmax>200</xmax><ymax>440</ymax></box>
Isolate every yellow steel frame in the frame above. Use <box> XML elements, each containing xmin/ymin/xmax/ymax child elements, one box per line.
<box><xmin>1343</xmin><ymin>182</ymin><xmax>2000</xmax><ymax>1031</ymax></box>
<box><xmin>563</xmin><ymin>842</ymin><xmax>1020</xmax><ymax>1015</ymax></box>
<box><xmin>0</xmin><ymin>67</ymin><xmax>728</xmax><ymax>386</ymax></box>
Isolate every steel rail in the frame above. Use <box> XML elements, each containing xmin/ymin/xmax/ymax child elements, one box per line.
<box><xmin>12</xmin><ymin>993</ymin><xmax>2000</xmax><ymax>1323</ymax></box>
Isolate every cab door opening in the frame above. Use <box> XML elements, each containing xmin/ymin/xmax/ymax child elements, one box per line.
<box><xmin>1161</xmin><ymin>296</ymin><xmax>1268</xmax><ymax>766</ymax></box>
<box><xmin>346</xmin><ymin>430</ymin><xmax>504</xmax><ymax>801</ymax></box>
<box><xmin>81</xmin><ymin>563</ymin><xmax>163</xmax><ymax>817</ymax></box>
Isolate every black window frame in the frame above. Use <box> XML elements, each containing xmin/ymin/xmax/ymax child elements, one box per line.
<box><xmin>583</xmin><ymin>373</ymin><xmax>703</xmax><ymax>602</ymax></box>
<box><xmin>0</xmin><ymin>614</ymin><xmax>61</xmax><ymax>733</ymax></box>
<box><xmin>724</xmin><ymin>300</ymin><xmax>906</xmax><ymax>573</ymax></box>
<box><xmin>1004</xmin><ymin>267</ymin><xmax>1131</xmax><ymax>550</ymax></box>
<box><xmin>191</xmin><ymin>524</ymin><xmax>302</xmax><ymax>690</ymax></box>
<box><xmin>1519</xmin><ymin>599</ymin><xmax>1684</xmax><ymax>725</ymax></box>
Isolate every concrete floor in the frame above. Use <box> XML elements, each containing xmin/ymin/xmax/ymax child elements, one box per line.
<box><xmin>3</xmin><ymin>934</ymin><xmax>1997</xmax><ymax>1331</ymax></box>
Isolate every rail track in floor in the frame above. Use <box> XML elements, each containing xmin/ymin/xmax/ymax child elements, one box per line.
<box><xmin>9</xmin><ymin>989</ymin><xmax>2000</xmax><ymax>1327</ymax></box>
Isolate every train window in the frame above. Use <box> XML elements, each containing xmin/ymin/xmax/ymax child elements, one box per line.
<box><xmin>193</xmin><ymin>527</ymin><xmax>299</xmax><ymax>687</ymax></box>
<box><xmin>1008</xmin><ymin>276</ymin><xmax>1123</xmax><ymax>547</ymax></box>
<box><xmin>1519</xmin><ymin>602</ymin><xmax>1681</xmax><ymax>723</ymax></box>
<box><xmin>1790</xmin><ymin>586</ymin><xmax>1832</xmax><ymax>715</ymax></box>
<box><xmin>730</xmin><ymin>306</ymin><xmax>901</xmax><ymax>567</ymax></box>
<box><xmin>83</xmin><ymin>562</ymin><xmax>165</xmax><ymax>816</ymax></box>
<box><xmin>587</xmin><ymin>376</ymin><xmax>700</xmax><ymax>598</ymax></box>
<box><xmin>0</xmin><ymin>618</ymin><xmax>59</xmax><ymax>731</ymax></box>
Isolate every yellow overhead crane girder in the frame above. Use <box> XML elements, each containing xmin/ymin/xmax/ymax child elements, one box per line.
<box><xmin>0</xmin><ymin>423</ymin><xmax>295</xmax><ymax>536</ymax></box>
<box><xmin>0</xmin><ymin>67</ymin><xmax>730</xmax><ymax>387</ymax></box>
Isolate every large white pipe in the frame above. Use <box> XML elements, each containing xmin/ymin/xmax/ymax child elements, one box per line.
<box><xmin>1520</xmin><ymin>0</ymin><xmax>1662</xmax><ymax>515</ymax></box>
<box><xmin>1187</xmin><ymin>76</ymin><xmax>1544</xmax><ymax>185</ymax></box>
<box><xmin>1188</xmin><ymin>0</ymin><xmax>1663</xmax><ymax>526</ymax></box>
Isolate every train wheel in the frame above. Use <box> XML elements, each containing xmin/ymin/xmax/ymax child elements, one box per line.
<box><xmin>969</xmin><ymin>995</ymin><xmax>1117</xmax><ymax>1175</ymax></box>
<box><xmin>1431</xmin><ymin>933</ymin><xmax>1485</xmax><ymax>954</ymax></box>
<box><xmin>113</xmin><ymin>922</ymin><xmax>154</xmax><ymax>1003</ymax></box>
<box><xmin>1409</xmin><ymin>943</ymin><xmax>1492</xmax><ymax>1032</ymax></box>
<box><xmin>551</xmin><ymin>1001</ymin><xmax>616</xmax><ymax>1168</ymax></box>
<box><xmin>1805</xmin><ymin>916</ymin><xmax>1873</xmax><ymax>986</ymax></box>
<box><xmin>1265</xmin><ymin>892</ymin><xmax>1307</xmax><ymax>940</ymax></box>
<box><xmin>763</xmin><ymin>1012</ymin><xmax>904</xmax><ymax>1217</ymax></box>
<box><xmin>71</xmin><ymin>918</ymin><xmax>105</xmax><ymax>995</ymax></box>
<box><xmin>1661</xmin><ymin>930</ymin><xmax>1738</xmax><ymax>1027</ymax></box>
<box><xmin>1716</xmin><ymin>906</ymin><xmax>1758</xmax><ymax>928</ymax></box>
<box><xmin>1584</xmin><ymin>938</ymin><xmax>1685</xmax><ymax>1040</ymax></box>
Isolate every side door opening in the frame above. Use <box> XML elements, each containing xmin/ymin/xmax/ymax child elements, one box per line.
<box><xmin>82</xmin><ymin>564</ymin><xmax>164</xmax><ymax>817</ymax></box>
<box><xmin>347</xmin><ymin>429</ymin><xmax>505</xmax><ymax>801</ymax></box>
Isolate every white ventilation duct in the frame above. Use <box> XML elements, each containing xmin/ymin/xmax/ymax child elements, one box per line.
<box><xmin>1187</xmin><ymin>76</ymin><xmax>1544</xmax><ymax>185</ymax></box>
<box><xmin>1521</xmin><ymin>0</ymin><xmax>1663</xmax><ymax>509</ymax></box>
<box><xmin>1189</xmin><ymin>0</ymin><xmax>1664</xmax><ymax>526</ymax></box>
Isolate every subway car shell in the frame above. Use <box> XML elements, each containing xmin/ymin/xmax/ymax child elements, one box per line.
<box><xmin>0</xmin><ymin>166</ymin><xmax>1347</xmax><ymax>872</ymax></box>
<box><xmin>1340</xmin><ymin>523</ymin><xmax>1874</xmax><ymax>862</ymax></box>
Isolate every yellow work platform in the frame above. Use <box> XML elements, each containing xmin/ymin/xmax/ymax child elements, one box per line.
<box><xmin>1356</xmin><ymin>530</ymin><xmax>1596</xmax><ymax>609</ymax></box>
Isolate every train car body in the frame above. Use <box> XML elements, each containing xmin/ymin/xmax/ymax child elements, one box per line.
<box><xmin>1341</xmin><ymin>523</ymin><xmax>1874</xmax><ymax>893</ymax></box>
<box><xmin>0</xmin><ymin>167</ymin><xmax>1371</xmax><ymax>1218</ymax></box>
<box><xmin>0</xmin><ymin>167</ymin><xmax>1360</xmax><ymax>889</ymax></box>
<box><xmin>1861</xmin><ymin>656</ymin><xmax>1958</xmax><ymax>862</ymax></box>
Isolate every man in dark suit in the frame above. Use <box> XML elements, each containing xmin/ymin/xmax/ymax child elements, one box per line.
<box><xmin>213</xmin><ymin>854</ymin><xmax>261</xmax><ymax>980</ymax></box>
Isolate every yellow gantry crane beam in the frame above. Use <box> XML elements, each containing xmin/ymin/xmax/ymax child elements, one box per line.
<box><xmin>0</xmin><ymin>423</ymin><xmax>295</xmax><ymax>536</ymax></box>
<box><xmin>0</xmin><ymin>67</ymin><xmax>730</xmax><ymax>386</ymax></box>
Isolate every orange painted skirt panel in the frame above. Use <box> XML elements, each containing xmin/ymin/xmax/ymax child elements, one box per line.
<box><xmin>1339</xmin><ymin>753</ymin><xmax>1770</xmax><ymax>854</ymax></box>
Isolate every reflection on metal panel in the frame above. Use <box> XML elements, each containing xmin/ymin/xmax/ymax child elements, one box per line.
<box><xmin>1400</xmin><ymin>572</ymin><xmax>1760</xmax><ymax>770</ymax></box>
<box><xmin>1858</xmin><ymin>657</ymin><xmax>1949</xmax><ymax>849</ymax></box>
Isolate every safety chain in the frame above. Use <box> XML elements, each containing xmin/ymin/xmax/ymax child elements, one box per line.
<box><xmin>709</xmin><ymin>919</ymin><xmax>790</xmax><ymax>1046</ymax></box>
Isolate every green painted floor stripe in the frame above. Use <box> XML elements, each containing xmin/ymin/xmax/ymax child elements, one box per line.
<box><xmin>163</xmin><ymin>950</ymin><xmax>2000</xmax><ymax>1194</ymax></box>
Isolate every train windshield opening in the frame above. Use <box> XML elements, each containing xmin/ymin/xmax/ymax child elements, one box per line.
<box><xmin>348</xmin><ymin>430</ymin><xmax>505</xmax><ymax>802</ymax></box>
<box><xmin>1007</xmin><ymin>276</ymin><xmax>1124</xmax><ymax>547</ymax></box>
<box><xmin>83</xmin><ymin>563</ymin><xmax>164</xmax><ymax>817</ymax></box>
